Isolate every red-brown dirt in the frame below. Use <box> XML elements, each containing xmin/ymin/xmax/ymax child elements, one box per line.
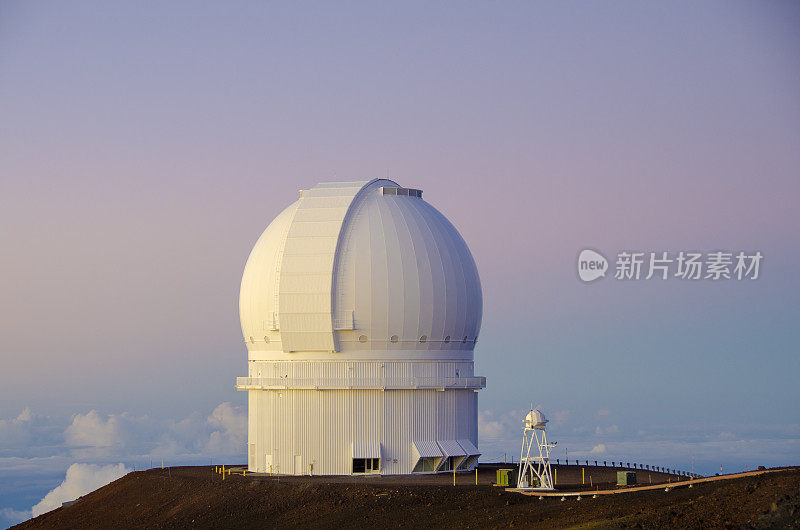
<box><xmin>14</xmin><ymin>465</ymin><xmax>800</xmax><ymax>529</ymax></box>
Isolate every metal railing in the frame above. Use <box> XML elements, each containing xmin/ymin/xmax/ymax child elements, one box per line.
<box><xmin>235</xmin><ymin>376</ymin><xmax>486</xmax><ymax>391</ymax></box>
<box><xmin>551</xmin><ymin>458</ymin><xmax>703</xmax><ymax>479</ymax></box>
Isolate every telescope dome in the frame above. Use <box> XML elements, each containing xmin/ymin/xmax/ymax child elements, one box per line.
<box><xmin>239</xmin><ymin>179</ymin><xmax>482</xmax><ymax>358</ymax></box>
<box><xmin>525</xmin><ymin>410</ymin><xmax>548</xmax><ymax>428</ymax></box>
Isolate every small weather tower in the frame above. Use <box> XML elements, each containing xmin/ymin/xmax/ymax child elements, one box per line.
<box><xmin>517</xmin><ymin>409</ymin><xmax>556</xmax><ymax>490</ymax></box>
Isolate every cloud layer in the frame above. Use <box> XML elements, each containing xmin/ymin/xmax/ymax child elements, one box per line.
<box><xmin>31</xmin><ymin>463</ymin><xmax>130</xmax><ymax>517</ymax></box>
<box><xmin>477</xmin><ymin>407</ymin><xmax>800</xmax><ymax>472</ymax></box>
<box><xmin>2</xmin><ymin>402</ymin><xmax>799</xmax><ymax>526</ymax></box>
<box><xmin>0</xmin><ymin>403</ymin><xmax>246</xmax><ymax>526</ymax></box>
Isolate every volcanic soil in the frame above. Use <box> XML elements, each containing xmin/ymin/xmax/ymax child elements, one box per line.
<box><xmin>14</xmin><ymin>465</ymin><xmax>800</xmax><ymax>529</ymax></box>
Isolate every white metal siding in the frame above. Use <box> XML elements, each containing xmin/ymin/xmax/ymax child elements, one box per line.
<box><xmin>352</xmin><ymin>441</ymin><xmax>381</xmax><ymax>459</ymax></box>
<box><xmin>248</xmin><ymin>384</ymin><xmax>478</xmax><ymax>475</ymax></box>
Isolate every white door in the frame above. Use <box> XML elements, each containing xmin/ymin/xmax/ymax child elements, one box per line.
<box><xmin>294</xmin><ymin>455</ymin><xmax>303</xmax><ymax>475</ymax></box>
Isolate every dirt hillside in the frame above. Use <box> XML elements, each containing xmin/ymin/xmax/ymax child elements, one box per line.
<box><xmin>14</xmin><ymin>465</ymin><xmax>800</xmax><ymax>529</ymax></box>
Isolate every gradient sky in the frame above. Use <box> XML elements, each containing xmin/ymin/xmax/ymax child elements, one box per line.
<box><xmin>1</xmin><ymin>2</ymin><xmax>799</xmax><ymax>508</ymax></box>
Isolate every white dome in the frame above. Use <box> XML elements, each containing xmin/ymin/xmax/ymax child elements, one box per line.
<box><xmin>525</xmin><ymin>410</ymin><xmax>547</xmax><ymax>428</ymax></box>
<box><xmin>239</xmin><ymin>179</ymin><xmax>482</xmax><ymax>359</ymax></box>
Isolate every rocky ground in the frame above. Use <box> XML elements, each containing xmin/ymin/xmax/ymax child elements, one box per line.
<box><xmin>14</xmin><ymin>465</ymin><xmax>800</xmax><ymax>529</ymax></box>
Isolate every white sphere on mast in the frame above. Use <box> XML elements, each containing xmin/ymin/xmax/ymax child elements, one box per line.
<box><xmin>518</xmin><ymin>408</ymin><xmax>557</xmax><ymax>490</ymax></box>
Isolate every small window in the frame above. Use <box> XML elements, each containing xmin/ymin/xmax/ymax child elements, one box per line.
<box><xmin>380</xmin><ymin>186</ymin><xmax>422</xmax><ymax>198</ymax></box>
<box><xmin>352</xmin><ymin>458</ymin><xmax>380</xmax><ymax>474</ymax></box>
<box><xmin>358</xmin><ymin>335</ymin><xmax>367</xmax><ymax>343</ymax></box>
<box><xmin>413</xmin><ymin>457</ymin><xmax>438</xmax><ymax>473</ymax></box>
<box><xmin>390</xmin><ymin>335</ymin><xmax>399</xmax><ymax>343</ymax></box>
<box><xmin>440</xmin><ymin>457</ymin><xmax>456</xmax><ymax>471</ymax></box>
<box><xmin>444</xmin><ymin>336</ymin><xmax>451</xmax><ymax>344</ymax></box>
<box><xmin>419</xmin><ymin>335</ymin><xmax>427</xmax><ymax>343</ymax></box>
<box><xmin>263</xmin><ymin>336</ymin><xmax>270</xmax><ymax>344</ymax></box>
<box><xmin>249</xmin><ymin>336</ymin><xmax>254</xmax><ymax>344</ymax></box>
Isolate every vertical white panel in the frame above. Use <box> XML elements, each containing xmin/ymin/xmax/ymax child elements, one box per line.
<box><xmin>240</xmin><ymin>201</ymin><xmax>299</xmax><ymax>343</ymax></box>
<box><xmin>280</xmin><ymin>180</ymin><xmax>395</xmax><ymax>353</ymax></box>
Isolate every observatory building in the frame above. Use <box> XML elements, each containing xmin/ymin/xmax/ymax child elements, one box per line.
<box><xmin>236</xmin><ymin>179</ymin><xmax>485</xmax><ymax>475</ymax></box>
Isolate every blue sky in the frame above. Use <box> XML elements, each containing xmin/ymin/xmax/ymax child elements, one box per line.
<box><xmin>1</xmin><ymin>1</ymin><xmax>799</xmax><ymax>525</ymax></box>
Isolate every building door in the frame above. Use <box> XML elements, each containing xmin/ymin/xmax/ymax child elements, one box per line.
<box><xmin>265</xmin><ymin>454</ymin><xmax>273</xmax><ymax>474</ymax></box>
<box><xmin>294</xmin><ymin>455</ymin><xmax>302</xmax><ymax>475</ymax></box>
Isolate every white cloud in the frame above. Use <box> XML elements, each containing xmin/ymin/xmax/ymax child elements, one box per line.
<box><xmin>476</xmin><ymin>410</ymin><xmax>522</xmax><ymax>460</ymax></box>
<box><xmin>16</xmin><ymin>408</ymin><xmax>32</xmax><ymax>422</ymax></box>
<box><xmin>31</xmin><ymin>463</ymin><xmax>130</xmax><ymax>517</ymax></box>
<box><xmin>56</xmin><ymin>403</ymin><xmax>246</xmax><ymax>460</ymax></box>
<box><xmin>152</xmin><ymin>402</ymin><xmax>246</xmax><ymax>457</ymax></box>
<box><xmin>0</xmin><ymin>403</ymin><xmax>244</xmax><ymax>526</ymax></box>
<box><xmin>591</xmin><ymin>444</ymin><xmax>607</xmax><ymax>454</ymax></box>
<box><xmin>0</xmin><ymin>407</ymin><xmax>63</xmax><ymax>457</ymax></box>
<box><xmin>478</xmin><ymin>410</ymin><xmax>509</xmax><ymax>441</ymax></box>
<box><xmin>606</xmin><ymin>424</ymin><xmax>619</xmax><ymax>434</ymax></box>
<box><xmin>0</xmin><ymin>408</ymin><xmax>37</xmax><ymax>449</ymax></box>
<box><xmin>65</xmin><ymin>411</ymin><xmax>123</xmax><ymax>448</ymax></box>
<box><xmin>594</xmin><ymin>424</ymin><xmax>619</xmax><ymax>435</ymax></box>
<box><xmin>205</xmin><ymin>403</ymin><xmax>246</xmax><ymax>454</ymax></box>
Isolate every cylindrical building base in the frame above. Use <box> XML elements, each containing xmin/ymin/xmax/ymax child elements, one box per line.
<box><xmin>247</xmin><ymin>388</ymin><xmax>479</xmax><ymax>475</ymax></box>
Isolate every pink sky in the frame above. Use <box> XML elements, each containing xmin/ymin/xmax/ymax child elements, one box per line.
<box><xmin>0</xmin><ymin>2</ymin><xmax>798</xmax><ymax>478</ymax></box>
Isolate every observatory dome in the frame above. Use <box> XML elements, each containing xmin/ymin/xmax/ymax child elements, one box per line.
<box><xmin>237</xmin><ymin>178</ymin><xmax>485</xmax><ymax>476</ymax></box>
<box><xmin>239</xmin><ymin>179</ymin><xmax>482</xmax><ymax>358</ymax></box>
<box><xmin>525</xmin><ymin>410</ymin><xmax>547</xmax><ymax>428</ymax></box>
